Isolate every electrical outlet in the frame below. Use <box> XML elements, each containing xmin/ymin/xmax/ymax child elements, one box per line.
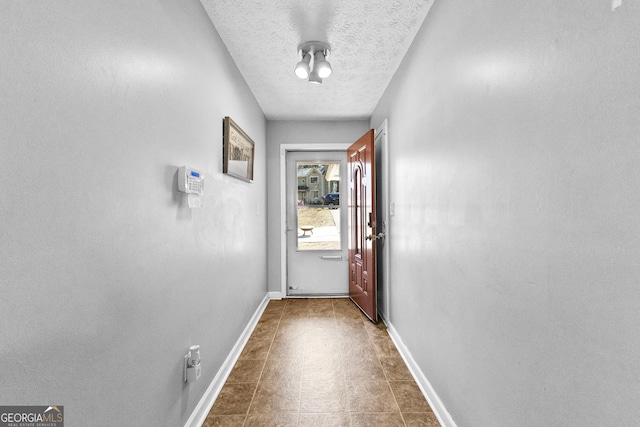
<box><xmin>187</xmin><ymin>363</ymin><xmax>201</xmax><ymax>382</ymax></box>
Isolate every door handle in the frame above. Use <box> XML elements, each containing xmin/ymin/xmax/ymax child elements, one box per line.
<box><xmin>366</xmin><ymin>233</ymin><xmax>385</xmax><ymax>241</ymax></box>
<box><xmin>320</xmin><ymin>255</ymin><xmax>344</xmax><ymax>260</ymax></box>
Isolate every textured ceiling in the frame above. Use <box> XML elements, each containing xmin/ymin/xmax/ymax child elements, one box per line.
<box><xmin>200</xmin><ymin>0</ymin><xmax>434</xmax><ymax>120</ymax></box>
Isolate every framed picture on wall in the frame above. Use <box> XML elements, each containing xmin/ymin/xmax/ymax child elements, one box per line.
<box><xmin>223</xmin><ymin>116</ymin><xmax>255</xmax><ymax>182</ymax></box>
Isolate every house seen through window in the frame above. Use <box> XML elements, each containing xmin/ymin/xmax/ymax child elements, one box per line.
<box><xmin>296</xmin><ymin>161</ymin><xmax>341</xmax><ymax>251</ymax></box>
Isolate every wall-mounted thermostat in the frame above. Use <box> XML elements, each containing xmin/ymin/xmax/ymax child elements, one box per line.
<box><xmin>178</xmin><ymin>166</ymin><xmax>204</xmax><ymax>195</ymax></box>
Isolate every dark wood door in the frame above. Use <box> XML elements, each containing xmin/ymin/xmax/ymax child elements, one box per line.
<box><xmin>348</xmin><ymin>130</ymin><xmax>377</xmax><ymax>322</ymax></box>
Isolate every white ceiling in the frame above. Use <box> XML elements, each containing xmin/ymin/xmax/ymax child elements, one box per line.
<box><xmin>200</xmin><ymin>0</ymin><xmax>434</xmax><ymax>121</ymax></box>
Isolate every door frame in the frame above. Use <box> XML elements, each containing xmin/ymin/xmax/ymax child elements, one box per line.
<box><xmin>374</xmin><ymin>119</ymin><xmax>390</xmax><ymax>321</ymax></box>
<box><xmin>279</xmin><ymin>143</ymin><xmax>351</xmax><ymax>298</ymax></box>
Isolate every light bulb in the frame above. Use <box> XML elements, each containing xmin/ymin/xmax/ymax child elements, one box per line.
<box><xmin>316</xmin><ymin>60</ymin><xmax>332</xmax><ymax>78</ymax></box>
<box><xmin>294</xmin><ymin>52</ymin><xmax>311</xmax><ymax>79</ymax></box>
<box><xmin>313</xmin><ymin>50</ymin><xmax>332</xmax><ymax>79</ymax></box>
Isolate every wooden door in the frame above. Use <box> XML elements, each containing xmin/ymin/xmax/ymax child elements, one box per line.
<box><xmin>348</xmin><ymin>130</ymin><xmax>378</xmax><ymax>322</ymax></box>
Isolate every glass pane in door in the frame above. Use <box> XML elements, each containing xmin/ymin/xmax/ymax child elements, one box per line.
<box><xmin>296</xmin><ymin>161</ymin><xmax>341</xmax><ymax>251</ymax></box>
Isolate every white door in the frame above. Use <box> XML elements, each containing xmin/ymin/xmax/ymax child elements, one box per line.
<box><xmin>286</xmin><ymin>151</ymin><xmax>348</xmax><ymax>296</ymax></box>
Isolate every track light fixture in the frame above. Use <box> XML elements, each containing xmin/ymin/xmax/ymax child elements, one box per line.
<box><xmin>295</xmin><ymin>41</ymin><xmax>332</xmax><ymax>84</ymax></box>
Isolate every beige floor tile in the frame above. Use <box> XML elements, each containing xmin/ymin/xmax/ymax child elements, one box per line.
<box><xmin>209</xmin><ymin>383</ymin><xmax>256</xmax><ymax>415</ymax></box>
<box><xmin>268</xmin><ymin>335</ymin><xmax>307</xmax><ymax>358</ymax></box>
<box><xmin>342</xmin><ymin>357</ymin><xmax>386</xmax><ymax>381</ymax></box>
<box><xmin>333</xmin><ymin>310</ymin><xmax>364</xmax><ymax>321</ymax></box>
<box><xmin>244</xmin><ymin>413</ymin><xmax>298</xmax><ymax>426</ymax></box>
<box><xmin>403</xmin><ymin>412</ymin><xmax>442</xmax><ymax>426</ymax></box>
<box><xmin>389</xmin><ymin>381</ymin><xmax>433</xmax><ymax>413</ymax></box>
<box><xmin>282</xmin><ymin>299</ymin><xmax>310</xmax><ymax>316</ymax></box>
<box><xmin>337</xmin><ymin>325</ymin><xmax>373</xmax><ymax>351</ymax></box>
<box><xmin>277</xmin><ymin>316</ymin><xmax>311</xmax><ymax>332</ymax></box>
<box><xmin>226</xmin><ymin>358</ymin><xmax>266</xmax><ymax>383</ymax></box>
<box><xmin>308</xmin><ymin>307</ymin><xmax>335</xmax><ymax>317</ymax></box>
<box><xmin>340</xmin><ymin>340</ymin><xmax>379</xmax><ymax>360</ymax></box>
<box><xmin>379</xmin><ymin>357</ymin><xmax>414</xmax><ymax>381</ymax></box>
<box><xmin>306</xmin><ymin>316</ymin><xmax>338</xmax><ymax>335</ymax></box>
<box><xmin>303</xmin><ymin>335</ymin><xmax>343</xmax><ymax>357</ymax></box>
<box><xmin>336</xmin><ymin>321</ymin><xmax>370</xmax><ymax>337</ymax></box>
<box><xmin>299</xmin><ymin>380</ymin><xmax>347</xmax><ymax>413</ymax></box>
<box><xmin>350</xmin><ymin>412</ymin><xmax>406</xmax><ymax>426</ymax></box>
<box><xmin>362</xmin><ymin>319</ymin><xmax>390</xmax><ymax>339</ymax></box>
<box><xmin>238</xmin><ymin>337</ymin><xmax>272</xmax><ymax>361</ymax></box>
<box><xmin>258</xmin><ymin>307</ymin><xmax>283</xmax><ymax>322</ymax></box>
<box><xmin>250</xmin><ymin>322</ymin><xmax>278</xmax><ymax>341</ymax></box>
<box><xmin>298</xmin><ymin>412</ymin><xmax>351</xmax><ymax>427</ymax></box>
<box><xmin>202</xmin><ymin>414</ymin><xmax>246</xmax><ymax>427</ymax></box>
<box><xmin>371</xmin><ymin>335</ymin><xmax>401</xmax><ymax>358</ymax></box>
<box><xmin>308</xmin><ymin>298</ymin><xmax>335</xmax><ymax>315</ymax></box>
<box><xmin>346</xmin><ymin>381</ymin><xmax>400</xmax><ymax>413</ymax></box>
<box><xmin>249</xmin><ymin>381</ymin><xmax>301</xmax><ymax>414</ymax></box>
<box><xmin>331</xmin><ymin>298</ymin><xmax>354</xmax><ymax>308</ymax></box>
<box><xmin>332</xmin><ymin>299</ymin><xmax>363</xmax><ymax>315</ymax></box>
<box><xmin>281</xmin><ymin>311</ymin><xmax>309</xmax><ymax>320</ymax></box>
<box><xmin>265</xmin><ymin>299</ymin><xmax>286</xmax><ymax>309</ymax></box>
<box><xmin>286</xmin><ymin>298</ymin><xmax>310</xmax><ymax>307</ymax></box>
<box><xmin>301</xmin><ymin>354</ymin><xmax>344</xmax><ymax>382</ymax></box>
<box><xmin>260</xmin><ymin>356</ymin><xmax>303</xmax><ymax>382</ymax></box>
<box><xmin>308</xmin><ymin>298</ymin><xmax>334</xmax><ymax>307</ymax></box>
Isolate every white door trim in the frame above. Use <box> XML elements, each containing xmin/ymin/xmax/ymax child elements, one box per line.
<box><xmin>279</xmin><ymin>143</ymin><xmax>352</xmax><ymax>298</ymax></box>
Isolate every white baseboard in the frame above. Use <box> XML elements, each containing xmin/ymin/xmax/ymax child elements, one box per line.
<box><xmin>184</xmin><ymin>293</ymin><xmax>271</xmax><ymax>427</ymax></box>
<box><xmin>268</xmin><ymin>291</ymin><xmax>282</xmax><ymax>300</ymax></box>
<box><xmin>383</xmin><ymin>317</ymin><xmax>457</xmax><ymax>427</ymax></box>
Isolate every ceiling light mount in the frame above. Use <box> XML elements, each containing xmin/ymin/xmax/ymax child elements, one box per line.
<box><xmin>295</xmin><ymin>41</ymin><xmax>332</xmax><ymax>84</ymax></box>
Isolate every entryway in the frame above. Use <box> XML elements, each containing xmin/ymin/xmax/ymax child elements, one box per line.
<box><xmin>278</xmin><ymin>120</ymin><xmax>388</xmax><ymax>322</ymax></box>
<box><xmin>285</xmin><ymin>150</ymin><xmax>348</xmax><ymax>296</ymax></box>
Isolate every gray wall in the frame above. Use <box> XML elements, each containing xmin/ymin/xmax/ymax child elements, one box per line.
<box><xmin>266</xmin><ymin>121</ymin><xmax>369</xmax><ymax>293</ymax></box>
<box><xmin>371</xmin><ymin>0</ymin><xmax>640</xmax><ymax>425</ymax></box>
<box><xmin>0</xmin><ymin>1</ymin><xmax>267</xmax><ymax>426</ymax></box>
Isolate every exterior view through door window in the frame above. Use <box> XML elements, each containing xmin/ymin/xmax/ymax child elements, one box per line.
<box><xmin>296</xmin><ymin>161</ymin><xmax>341</xmax><ymax>251</ymax></box>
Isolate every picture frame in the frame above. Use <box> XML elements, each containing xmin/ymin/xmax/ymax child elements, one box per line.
<box><xmin>223</xmin><ymin>116</ymin><xmax>255</xmax><ymax>182</ymax></box>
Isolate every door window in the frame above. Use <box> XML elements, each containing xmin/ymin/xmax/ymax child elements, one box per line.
<box><xmin>296</xmin><ymin>161</ymin><xmax>341</xmax><ymax>251</ymax></box>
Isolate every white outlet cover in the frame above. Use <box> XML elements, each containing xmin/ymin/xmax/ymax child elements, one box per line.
<box><xmin>188</xmin><ymin>194</ymin><xmax>202</xmax><ymax>209</ymax></box>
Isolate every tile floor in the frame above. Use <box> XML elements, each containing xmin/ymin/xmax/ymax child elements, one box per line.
<box><xmin>203</xmin><ymin>298</ymin><xmax>441</xmax><ymax>427</ymax></box>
